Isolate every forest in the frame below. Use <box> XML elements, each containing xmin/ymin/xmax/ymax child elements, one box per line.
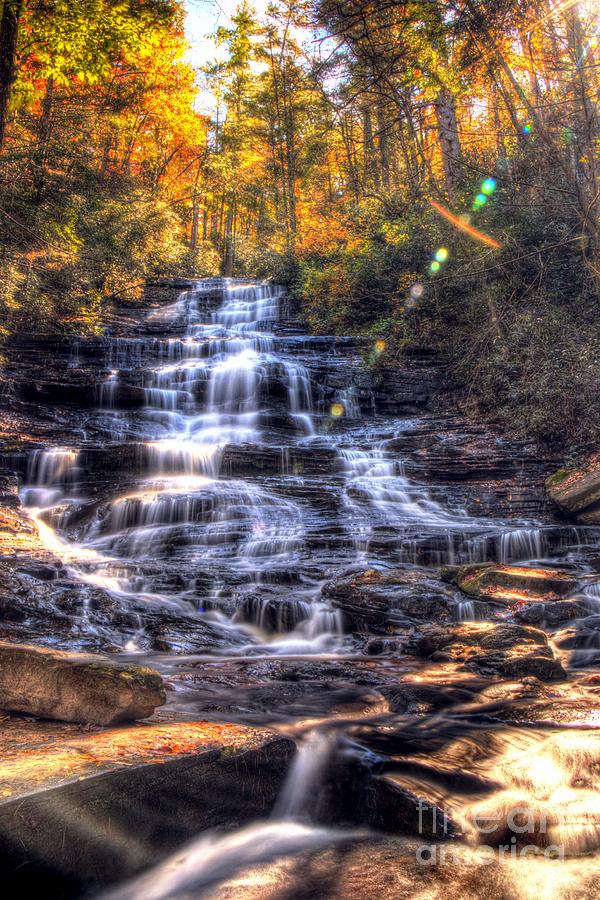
<box><xmin>0</xmin><ymin>3</ymin><xmax>600</xmax><ymax>897</ymax></box>
<box><xmin>1</xmin><ymin>0</ymin><xmax>599</xmax><ymax>451</ymax></box>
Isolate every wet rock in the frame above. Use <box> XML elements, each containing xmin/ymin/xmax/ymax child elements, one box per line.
<box><xmin>317</xmin><ymin>743</ymin><xmax>455</xmax><ymax>839</ymax></box>
<box><xmin>172</xmin><ymin>657</ymin><xmax>396</xmax><ymax>720</ymax></box>
<box><xmin>16</xmin><ymin>562</ymin><xmax>61</xmax><ymax>581</ymax></box>
<box><xmin>454</xmin><ymin>599</ymin><xmax>495</xmax><ymax>621</ymax></box>
<box><xmin>0</xmin><ymin>717</ymin><xmax>293</xmax><ymax>896</ymax></box>
<box><xmin>322</xmin><ymin>568</ymin><xmax>456</xmax><ymax>634</ymax></box>
<box><xmin>381</xmin><ymin>418</ymin><xmax>555</xmax><ymax>521</ymax></box>
<box><xmin>491</xmin><ymin>653</ymin><xmax>566</xmax><ymax>681</ymax></box>
<box><xmin>483</xmin><ymin>679</ymin><xmax>600</xmax><ymax>726</ymax></box>
<box><xmin>144</xmin><ymin>276</ymin><xmax>197</xmax><ymax>304</ymax></box>
<box><xmin>383</xmin><ymin>433</ymin><xmax>440</xmax><ymax>452</ymax></box>
<box><xmin>0</xmin><ymin>642</ymin><xmax>166</xmax><ymax>724</ymax></box>
<box><xmin>0</xmin><ymin>559</ymin><xmax>137</xmax><ymax>651</ymax></box>
<box><xmin>219</xmin><ymin>443</ymin><xmax>339</xmax><ymax>478</ymax></box>
<box><xmin>363</xmin><ymin>362</ymin><xmax>439</xmax><ymax>415</ymax></box>
<box><xmin>365</xmin><ymin>638</ymin><xmax>401</xmax><ymax>656</ymax></box>
<box><xmin>190</xmin><ymin>833</ymin><xmax>600</xmax><ymax>900</ymax></box>
<box><xmin>237</xmin><ymin>592</ymin><xmax>313</xmax><ymax>633</ymax></box>
<box><xmin>0</xmin><ymin>471</ymin><xmax>20</xmax><ymax>508</ymax></box>
<box><xmin>546</xmin><ymin>458</ymin><xmax>600</xmax><ymax>523</ymax></box>
<box><xmin>415</xmin><ymin>621</ymin><xmax>547</xmax><ymax>656</ymax></box>
<box><xmin>337</xmin><ymin>772</ymin><xmax>452</xmax><ymax>839</ymax></box>
<box><xmin>380</xmin><ymin>682</ymin><xmax>475</xmax><ymax>715</ymax></box>
<box><xmin>238</xmin><ymin>658</ymin><xmax>397</xmax><ymax>687</ymax></box>
<box><xmin>0</xmin><ymin>501</ymin><xmax>49</xmax><ymax>558</ymax></box>
<box><xmin>515</xmin><ymin>599</ymin><xmax>588</xmax><ymax>627</ymax></box>
<box><xmin>442</xmin><ymin>563</ymin><xmax>576</xmax><ymax>603</ymax></box>
<box><xmin>554</xmin><ymin>615</ymin><xmax>600</xmax><ymax>666</ymax></box>
<box><xmin>413</xmin><ymin>622</ymin><xmax>566</xmax><ymax>682</ymax></box>
<box><xmin>15</xmin><ymin>378</ymin><xmax>98</xmax><ymax>407</ymax></box>
<box><xmin>144</xmin><ymin>609</ymin><xmax>248</xmax><ymax>654</ymax></box>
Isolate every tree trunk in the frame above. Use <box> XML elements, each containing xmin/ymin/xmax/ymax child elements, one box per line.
<box><xmin>190</xmin><ymin>158</ymin><xmax>202</xmax><ymax>251</ymax></box>
<box><xmin>33</xmin><ymin>76</ymin><xmax>54</xmax><ymax>205</ymax></box>
<box><xmin>362</xmin><ymin>101</ymin><xmax>379</xmax><ymax>189</ymax></box>
<box><xmin>191</xmin><ymin>194</ymin><xmax>199</xmax><ymax>251</ymax></box>
<box><xmin>435</xmin><ymin>87</ymin><xmax>462</xmax><ymax>196</ymax></box>
<box><xmin>0</xmin><ymin>0</ymin><xmax>24</xmax><ymax>151</ymax></box>
<box><xmin>341</xmin><ymin>115</ymin><xmax>360</xmax><ymax>201</ymax></box>
<box><xmin>223</xmin><ymin>200</ymin><xmax>235</xmax><ymax>276</ymax></box>
<box><xmin>565</xmin><ymin>4</ymin><xmax>600</xmax><ymax>287</ymax></box>
<box><xmin>376</xmin><ymin>100</ymin><xmax>390</xmax><ymax>190</ymax></box>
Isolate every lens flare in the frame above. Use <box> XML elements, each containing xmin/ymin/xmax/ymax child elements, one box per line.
<box><xmin>430</xmin><ymin>261</ymin><xmax>441</xmax><ymax>273</ymax></box>
<box><xmin>330</xmin><ymin>403</ymin><xmax>344</xmax><ymax>418</ymax></box>
<box><xmin>473</xmin><ymin>193</ymin><xmax>488</xmax><ymax>209</ymax></box>
<box><xmin>481</xmin><ymin>178</ymin><xmax>497</xmax><ymax>196</ymax></box>
<box><xmin>429</xmin><ymin>199</ymin><xmax>502</xmax><ymax>250</ymax></box>
<box><xmin>374</xmin><ymin>340</ymin><xmax>386</xmax><ymax>354</ymax></box>
<box><xmin>410</xmin><ymin>283</ymin><xmax>424</xmax><ymax>299</ymax></box>
<box><xmin>435</xmin><ymin>247</ymin><xmax>449</xmax><ymax>263</ymax></box>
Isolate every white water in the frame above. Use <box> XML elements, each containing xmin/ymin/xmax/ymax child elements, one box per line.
<box><xmin>100</xmin><ymin>821</ymin><xmax>351</xmax><ymax>900</ymax></box>
<box><xmin>14</xmin><ymin>278</ymin><xmax>600</xmax><ymax>896</ymax></box>
<box><xmin>21</xmin><ymin>279</ymin><xmax>558</xmax><ymax>650</ymax></box>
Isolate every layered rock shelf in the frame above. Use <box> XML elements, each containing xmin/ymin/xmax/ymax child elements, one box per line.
<box><xmin>0</xmin><ymin>278</ymin><xmax>598</xmax><ymax>895</ymax></box>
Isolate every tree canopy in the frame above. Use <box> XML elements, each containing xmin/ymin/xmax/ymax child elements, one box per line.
<box><xmin>1</xmin><ymin>0</ymin><xmax>599</xmax><ymax>447</ymax></box>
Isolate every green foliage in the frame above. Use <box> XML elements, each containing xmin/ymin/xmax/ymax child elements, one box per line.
<box><xmin>20</xmin><ymin>0</ymin><xmax>178</xmax><ymax>88</ymax></box>
<box><xmin>181</xmin><ymin>241</ymin><xmax>222</xmax><ymax>278</ymax></box>
<box><xmin>293</xmin><ymin>184</ymin><xmax>599</xmax><ymax>453</ymax></box>
<box><xmin>293</xmin><ymin>201</ymin><xmax>431</xmax><ymax>334</ymax></box>
<box><xmin>232</xmin><ymin>241</ymin><xmax>296</xmax><ymax>283</ymax></box>
<box><xmin>0</xmin><ymin>0</ymin><xmax>203</xmax><ymax>341</ymax></box>
<box><xmin>0</xmin><ymin>172</ymin><xmax>191</xmax><ymax>335</ymax></box>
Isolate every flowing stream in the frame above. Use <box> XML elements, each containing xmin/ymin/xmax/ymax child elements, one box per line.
<box><xmin>17</xmin><ymin>279</ymin><xmax>600</xmax><ymax>896</ymax></box>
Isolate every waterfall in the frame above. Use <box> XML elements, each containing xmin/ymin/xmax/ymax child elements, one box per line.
<box><xmin>273</xmin><ymin>729</ymin><xmax>337</xmax><ymax>820</ymax></box>
<box><xmin>21</xmin><ymin>277</ymin><xmax>555</xmax><ymax>647</ymax></box>
<box><xmin>23</xmin><ymin>448</ymin><xmax>80</xmax><ymax>508</ymax></box>
<box><xmin>13</xmin><ymin>277</ymin><xmax>600</xmax><ymax>896</ymax></box>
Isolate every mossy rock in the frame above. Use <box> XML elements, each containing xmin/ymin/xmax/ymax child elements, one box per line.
<box><xmin>442</xmin><ymin>563</ymin><xmax>576</xmax><ymax>604</ymax></box>
<box><xmin>414</xmin><ymin>623</ymin><xmax>566</xmax><ymax>682</ymax></box>
<box><xmin>545</xmin><ymin>468</ymin><xmax>570</xmax><ymax>489</ymax></box>
<box><xmin>545</xmin><ymin>457</ymin><xmax>600</xmax><ymax>520</ymax></box>
<box><xmin>0</xmin><ymin>641</ymin><xmax>166</xmax><ymax>724</ymax></box>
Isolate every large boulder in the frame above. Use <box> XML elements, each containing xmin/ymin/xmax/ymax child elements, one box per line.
<box><xmin>546</xmin><ymin>458</ymin><xmax>600</xmax><ymax>523</ymax></box>
<box><xmin>412</xmin><ymin>622</ymin><xmax>567</xmax><ymax>682</ymax></box>
<box><xmin>442</xmin><ymin>563</ymin><xmax>576</xmax><ymax>604</ymax></box>
<box><xmin>515</xmin><ymin>598</ymin><xmax>588</xmax><ymax>627</ymax></box>
<box><xmin>0</xmin><ymin>717</ymin><xmax>293</xmax><ymax>895</ymax></box>
<box><xmin>0</xmin><ymin>642</ymin><xmax>166</xmax><ymax>724</ymax></box>
<box><xmin>322</xmin><ymin>568</ymin><xmax>456</xmax><ymax>634</ymax></box>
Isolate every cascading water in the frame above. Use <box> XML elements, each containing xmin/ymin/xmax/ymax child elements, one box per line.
<box><xmin>21</xmin><ymin>281</ymin><xmax>330</xmax><ymax>651</ymax></box>
<box><xmin>17</xmin><ymin>278</ymin><xmax>600</xmax><ymax>895</ymax></box>
<box><xmin>21</xmin><ymin>279</ymin><xmax>569</xmax><ymax>645</ymax></box>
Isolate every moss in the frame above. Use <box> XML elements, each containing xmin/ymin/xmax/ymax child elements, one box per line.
<box><xmin>545</xmin><ymin>468</ymin><xmax>571</xmax><ymax>489</ymax></box>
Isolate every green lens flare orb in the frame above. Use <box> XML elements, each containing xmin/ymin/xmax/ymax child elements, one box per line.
<box><xmin>481</xmin><ymin>178</ymin><xmax>496</xmax><ymax>196</ymax></box>
<box><xmin>473</xmin><ymin>193</ymin><xmax>487</xmax><ymax>209</ymax></box>
<box><xmin>435</xmin><ymin>247</ymin><xmax>449</xmax><ymax>263</ymax></box>
<box><xmin>430</xmin><ymin>260</ymin><xmax>441</xmax><ymax>273</ymax></box>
